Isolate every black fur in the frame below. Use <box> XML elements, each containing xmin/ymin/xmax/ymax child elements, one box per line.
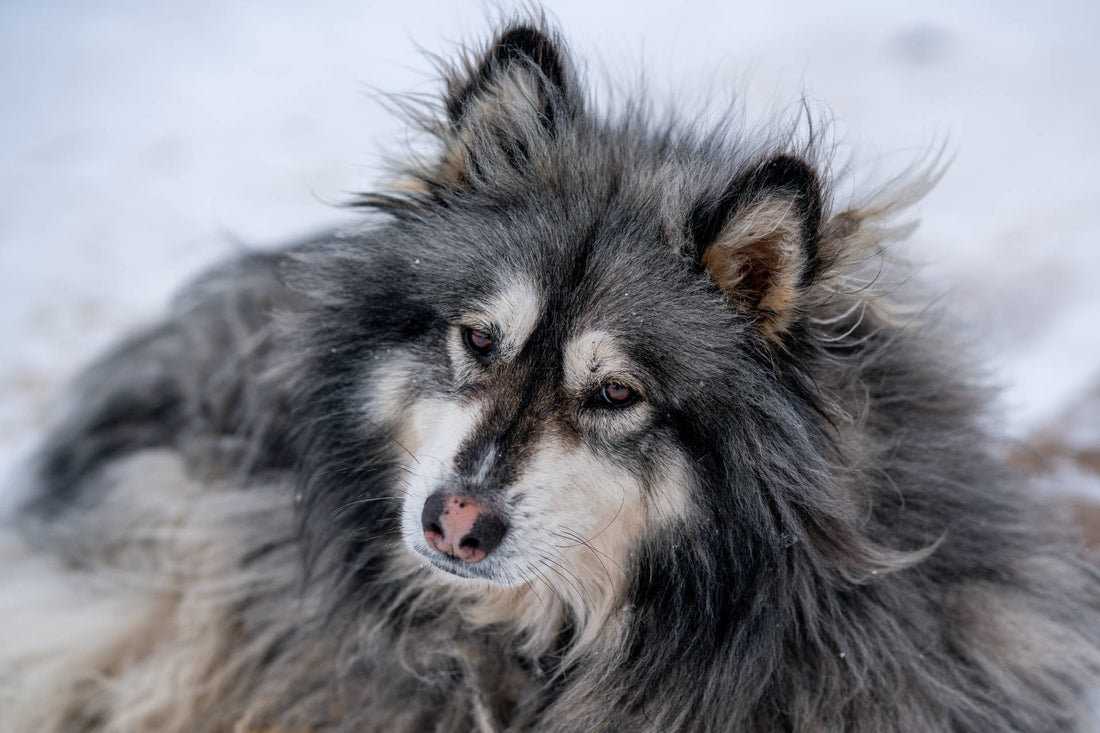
<box><xmin>7</xmin><ymin>18</ymin><xmax>1100</xmax><ymax>733</ymax></box>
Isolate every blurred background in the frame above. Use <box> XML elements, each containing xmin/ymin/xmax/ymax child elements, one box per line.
<box><xmin>1</xmin><ymin>0</ymin><xmax>1098</xmax><ymax>490</ymax></box>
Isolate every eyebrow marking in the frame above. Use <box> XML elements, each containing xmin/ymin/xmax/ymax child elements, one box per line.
<box><xmin>562</xmin><ymin>330</ymin><xmax>638</xmax><ymax>393</ymax></box>
<box><xmin>471</xmin><ymin>276</ymin><xmax>543</xmax><ymax>358</ymax></box>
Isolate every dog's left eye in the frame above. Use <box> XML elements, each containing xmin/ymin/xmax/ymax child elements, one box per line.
<box><xmin>597</xmin><ymin>381</ymin><xmax>637</xmax><ymax>407</ymax></box>
<box><xmin>463</xmin><ymin>327</ymin><xmax>495</xmax><ymax>365</ymax></box>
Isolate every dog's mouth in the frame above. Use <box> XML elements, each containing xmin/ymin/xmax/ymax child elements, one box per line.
<box><xmin>412</xmin><ymin>543</ymin><xmax>501</xmax><ymax>582</ymax></box>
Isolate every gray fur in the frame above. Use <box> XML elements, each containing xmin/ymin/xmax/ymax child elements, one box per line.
<box><xmin>4</xmin><ymin>16</ymin><xmax>1100</xmax><ymax>733</ymax></box>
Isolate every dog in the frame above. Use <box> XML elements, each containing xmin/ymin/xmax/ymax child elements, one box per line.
<box><xmin>3</xmin><ymin>17</ymin><xmax>1100</xmax><ymax>732</ymax></box>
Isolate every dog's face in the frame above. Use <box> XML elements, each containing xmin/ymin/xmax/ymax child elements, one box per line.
<box><xmin>326</xmin><ymin>26</ymin><xmax>825</xmax><ymax>608</ymax></box>
<box><xmin>387</xmin><ymin>273</ymin><xmax>695</xmax><ymax>588</ymax></box>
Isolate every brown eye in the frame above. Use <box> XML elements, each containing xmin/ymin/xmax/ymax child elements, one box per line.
<box><xmin>599</xmin><ymin>381</ymin><xmax>637</xmax><ymax>407</ymax></box>
<box><xmin>463</xmin><ymin>327</ymin><xmax>495</xmax><ymax>364</ymax></box>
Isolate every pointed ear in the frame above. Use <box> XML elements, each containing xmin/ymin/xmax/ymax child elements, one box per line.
<box><xmin>446</xmin><ymin>25</ymin><xmax>574</xmax><ymax>128</ymax></box>
<box><xmin>435</xmin><ymin>24</ymin><xmax>579</xmax><ymax>187</ymax></box>
<box><xmin>690</xmin><ymin>156</ymin><xmax>824</xmax><ymax>341</ymax></box>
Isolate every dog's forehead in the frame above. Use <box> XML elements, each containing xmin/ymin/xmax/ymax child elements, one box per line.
<box><xmin>463</xmin><ymin>238</ymin><xmax>710</xmax><ymax>343</ymax></box>
<box><xmin>433</xmin><ymin>186</ymin><xmax>737</xmax><ymax>386</ymax></box>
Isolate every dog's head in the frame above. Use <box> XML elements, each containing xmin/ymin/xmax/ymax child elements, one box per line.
<box><xmin>358</xmin><ymin>25</ymin><xmax>827</xmax><ymax>588</ymax></box>
<box><xmin>292</xmin><ymin>22</ymin><xmax>874</xmax><ymax>641</ymax></box>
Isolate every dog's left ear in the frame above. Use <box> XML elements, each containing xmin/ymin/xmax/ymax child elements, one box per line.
<box><xmin>435</xmin><ymin>24</ymin><xmax>580</xmax><ymax>187</ymax></box>
<box><xmin>690</xmin><ymin>155</ymin><xmax>823</xmax><ymax>341</ymax></box>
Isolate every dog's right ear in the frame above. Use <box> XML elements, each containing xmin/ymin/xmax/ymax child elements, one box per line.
<box><xmin>434</xmin><ymin>24</ymin><xmax>580</xmax><ymax>187</ymax></box>
<box><xmin>446</xmin><ymin>25</ymin><xmax>576</xmax><ymax>129</ymax></box>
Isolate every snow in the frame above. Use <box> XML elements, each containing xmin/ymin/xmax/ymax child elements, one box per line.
<box><xmin>2</xmin><ymin>0</ymin><xmax>1099</xmax><ymax>481</ymax></box>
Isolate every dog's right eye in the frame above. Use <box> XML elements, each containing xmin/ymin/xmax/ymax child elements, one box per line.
<box><xmin>463</xmin><ymin>327</ymin><xmax>495</xmax><ymax>365</ymax></box>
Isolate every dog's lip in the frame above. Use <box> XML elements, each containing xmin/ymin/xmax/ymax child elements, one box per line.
<box><xmin>412</xmin><ymin>542</ymin><xmax>498</xmax><ymax>581</ymax></box>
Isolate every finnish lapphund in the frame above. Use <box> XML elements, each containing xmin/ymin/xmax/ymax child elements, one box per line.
<box><xmin>4</xmin><ymin>16</ymin><xmax>1100</xmax><ymax>733</ymax></box>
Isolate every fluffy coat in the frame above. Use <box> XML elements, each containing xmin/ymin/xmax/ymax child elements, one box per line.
<box><xmin>3</xmin><ymin>18</ymin><xmax>1100</xmax><ymax>733</ymax></box>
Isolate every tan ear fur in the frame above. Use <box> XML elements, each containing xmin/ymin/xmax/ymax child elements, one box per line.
<box><xmin>701</xmin><ymin>194</ymin><xmax>808</xmax><ymax>341</ymax></box>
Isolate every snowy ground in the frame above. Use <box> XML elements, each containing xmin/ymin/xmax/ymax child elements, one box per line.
<box><xmin>1</xmin><ymin>0</ymin><xmax>1099</xmax><ymax>489</ymax></box>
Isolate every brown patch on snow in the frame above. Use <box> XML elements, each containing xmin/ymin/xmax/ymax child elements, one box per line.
<box><xmin>1009</xmin><ymin>378</ymin><xmax>1100</xmax><ymax>548</ymax></box>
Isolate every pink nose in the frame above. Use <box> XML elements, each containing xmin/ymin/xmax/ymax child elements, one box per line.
<box><xmin>421</xmin><ymin>492</ymin><xmax>507</xmax><ymax>564</ymax></box>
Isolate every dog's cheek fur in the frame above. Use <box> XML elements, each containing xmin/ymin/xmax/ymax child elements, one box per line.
<box><xmin>479</xmin><ymin>435</ymin><xmax>695</xmax><ymax>652</ymax></box>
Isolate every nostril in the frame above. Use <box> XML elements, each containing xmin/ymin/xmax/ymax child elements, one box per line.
<box><xmin>422</xmin><ymin>491</ymin><xmax>451</xmax><ymax>555</ymax></box>
<box><xmin>421</xmin><ymin>492</ymin><xmax>446</xmax><ymax>534</ymax></box>
<box><xmin>458</xmin><ymin>513</ymin><xmax>507</xmax><ymax>563</ymax></box>
<box><xmin>455</xmin><ymin>534</ymin><xmax>486</xmax><ymax>564</ymax></box>
<box><xmin>480</xmin><ymin>515</ymin><xmax>507</xmax><ymax>552</ymax></box>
